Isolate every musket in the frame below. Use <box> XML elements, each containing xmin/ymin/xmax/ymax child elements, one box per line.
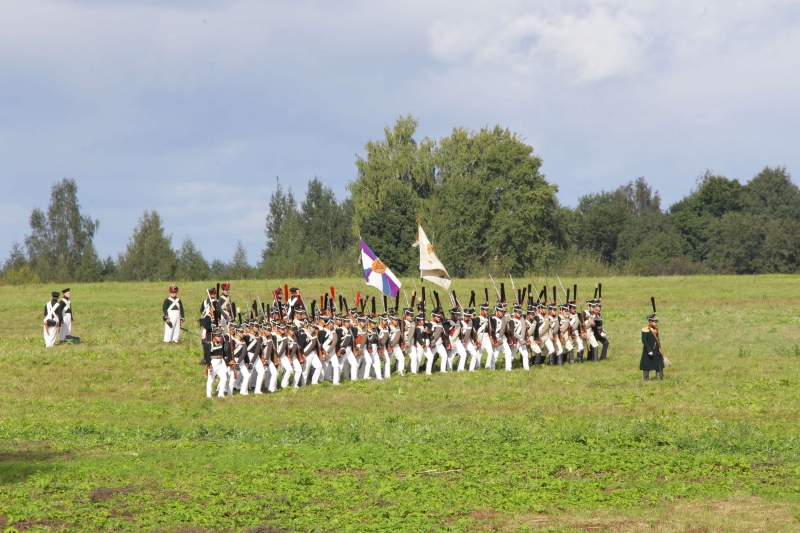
<box><xmin>509</xmin><ymin>274</ymin><xmax>517</xmax><ymax>303</ymax></box>
<box><xmin>227</xmin><ymin>324</ymin><xmax>238</xmax><ymax>380</ymax></box>
<box><xmin>488</xmin><ymin>274</ymin><xmax>500</xmax><ymax>301</ymax></box>
<box><xmin>404</xmin><ymin>290</ymin><xmax>409</xmax><ymax>308</ymax></box>
<box><xmin>180</xmin><ymin>326</ymin><xmax>201</xmax><ymax>337</ymax></box>
<box><xmin>651</xmin><ymin>297</ymin><xmax>672</xmax><ymax>366</ymax></box>
<box><xmin>206</xmin><ymin>288</ymin><xmax>219</xmax><ymax>327</ymax></box>
<box><xmin>555</xmin><ymin>274</ymin><xmax>569</xmax><ymax>302</ymax></box>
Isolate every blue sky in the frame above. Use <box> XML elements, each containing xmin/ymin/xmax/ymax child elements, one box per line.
<box><xmin>2</xmin><ymin>0</ymin><xmax>799</xmax><ymax>264</ymax></box>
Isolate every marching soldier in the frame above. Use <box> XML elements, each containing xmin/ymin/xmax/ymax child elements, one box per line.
<box><xmin>595</xmin><ymin>300</ymin><xmax>609</xmax><ymax>360</ymax></box>
<box><xmin>584</xmin><ymin>300</ymin><xmax>599</xmax><ymax>362</ymax></box>
<box><xmin>204</xmin><ymin>327</ymin><xmax>230</xmax><ymax>398</ymax></box>
<box><xmin>403</xmin><ymin>308</ymin><xmax>417</xmax><ymax>373</ymax></box>
<box><xmin>335</xmin><ymin>314</ymin><xmax>355</xmax><ymax>381</ymax></box>
<box><xmin>559</xmin><ymin>304</ymin><xmax>572</xmax><ymax>364</ymax></box>
<box><xmin>548</xmin><ymin>304</ymin><xmax>563</xmax><ymax>366</ymax></box>
<box><xmin>320</xmin><ymin>317</ymin><xmax>339</xmax><ymax>384</ymax></box>
<box><xmin>429</xmin><ymin>309</ymin><xmax>447</xmax><ymax>374</ymax></box>
<box><xmin>444</xmin><ymin>308</ymin><xmax>464</xmax><ymax>372</ymax></box>
<box><xmin>367</xmin><ymin>315</ymin><xmax>384</xmax><ymax>380</ymax></box>
<box><xmin>284</xmin><ymin>325</ymin><xmax>303</xmax><ymax>388</ymax></box>
<box><xmin>569</xmin><ymin>302</ymin><xmax>585</xmax><ymax>363</ymax></box>
<box><xmin>162</xmin><ymin>285</ymin><xmax>185</xmax><ymax>344</ymax></box>
<box><xmin>475</xmin><ymin>303</ymin><xmax>492</xmax><ymax>370</ymax></box>
<box><xmin>508</xmin><ymin>304</ymin><xmax>529</xmax><ymax>371</ymax></box>
<box><xmin>461</xmin><ymin>308</ymin><xmax>480</xmax><ymax>372</ymax></box>
<box><xmin>413</xmin><ymin>314</ymin><xmax>428</xmax><ymax>375</ymax></box>
<box><xmin>526</xmin><ymin>305</ymin><xmax>542</xmax><ymax>366</ymax></box>
<box><xmin>388</xmin><ymin>314</ymin><xmax>405</xmax><ymax>376</ymax></box>
<box><xmin>489</xmin><ymin>305</ymin><xmax>511</xmax><ymax>371</ymax></box>
<box><xmin>245</xmin><ymin>323</ymin><xmax>262</xmax><ymax>393</ymax></box>
<box><xmin>58</xmin><ymin>288</ymin><xmax>73</xmax><ymax>342</ymax></box>
<box><xmin>537</xmin><ymin>302</ymin><xmax>556</xmax><ymax>365</ymax></box>
<box><xmin>199</xmin><ymin>287</ymin><xmax>217</xmax><ymax>341</ymax></box>
<box><xmin>256</xmin><ymin>322</ymin><xmax>280</xmax><ymax>393</ymax></box>
<box><xmin>43</xmin><ymin>291</ymin><xmax>61</xmax><ymax>347</ymax></box>
<box><xmin>273</xmin><ymin>322</ymin><xmax>292</xmax><ymax>389</ymax></box>
<box><xmin>640</xmin><ymin>314</ymin><xmax>664</xmax><ymax>380</ymax></box>
<box><xmin>300</xmin><ymin>318</ymin><xmax>321</xmax><ymax>385</ymax></box>
<box><xmin>227</xmin><ymin>326</ymin><xmax>247</xmax><ymax>396</ymax></box>
<box><xmin>378</xmin><ymin>314</ymin><xmax>392</xmax><ymax>378</ymax></box>
<box><xmin>218</xmin><ymin>283</ymin><xmax>234</xmax><ymax>327</ymax></box>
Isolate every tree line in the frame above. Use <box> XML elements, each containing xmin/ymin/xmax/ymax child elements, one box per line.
<box><xmin>3</xmin><ymin>115</ymin><xmax>800</xmax><ymax>285</ymax></box>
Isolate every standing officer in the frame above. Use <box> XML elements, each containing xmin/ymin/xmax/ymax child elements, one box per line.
<box><xmin>640</xmin><ymin>314</ymin><xmax>664</xmax><ymax>380</ymax></box>
<box><xmin>162</xmin><ymin>285</ymin><xmax>185</xmax><ymax>344</ymax></box>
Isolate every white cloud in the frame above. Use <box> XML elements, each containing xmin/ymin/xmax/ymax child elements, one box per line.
<box><xmin>2</xmin><ymin>0</ymin><xmax>800</xmax><ymax>260</ymax></box>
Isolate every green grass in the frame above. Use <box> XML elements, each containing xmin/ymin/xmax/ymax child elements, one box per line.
<box><xmin>2</xmin><ymin>276</ymin><xmax>800</xmax><ymax>532</ymax></box>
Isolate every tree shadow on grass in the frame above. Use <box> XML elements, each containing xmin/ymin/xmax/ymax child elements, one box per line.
<box><xmin>0</xmin><ymin>450</ymin><xmax>69</xmax><ymax>484</ymax></box>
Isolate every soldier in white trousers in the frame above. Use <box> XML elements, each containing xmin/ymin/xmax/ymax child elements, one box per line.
<box><xmin>387</xmin><ymin>314</ymin><xmax>405</xmax><ymax>375</ymax></box>
<box><xmin>526</xmin><ymin>307</ymin><xmax>542</xmax><ymax>366</ymax></box>
<box><xmin>489</xmin><ymin>306</ymin><xmax>511</xmax><ymax>371</ymax></box>
<box><xmin>318</xmin><ymin>317</ymin><xmax>339</xmax><ymax>384</ymax></box>
<box><xmin>403</xmin><ymin>310</ymin><xmax>418</xmax><ymax>374</ymax></box>
<box><xmin>58</xmin><ymin>288</ymin><xmax>73</xmax><ymax>342</ymax></box>
<box><xmin>162</xmin><ymin>285</ymin><xmax>185</xmax><ymax>344</ymax></box>
<box><xmin>568</xmin><ymin>303</ymin><xmax>585</xmax><ymax>363</ymax></box>
<box><xmin>460</xmin><ymin>309</ymin><xmax>479</xmax><ymax>372</ymax></box>
<box><xmin>204</xmin><ymin>329</ymin><xmax>229</xmax><ymax>398</ymax></box>
<box><xmin>584</xmin><ymin>301</ymin><xmax>599</xmax><ymax>362</ymax></box>
<box><xmin>475</xmin><ymin>304</ymin><xmax>492</xmax><ymax>370</ymax></box>
<box><xmin>379</xmin><ymin>315</ymin><xmax>392</xmax><ymax>379</ymax></box>
<box><xmin>43</xmin><ymin>291</ymin><xmax>61</xmax><ymax>347</ymax></box>
<box><xmin>508</xmin><ymin>304</ymin><xmax>530</xmax><ymax>371</ymax></box>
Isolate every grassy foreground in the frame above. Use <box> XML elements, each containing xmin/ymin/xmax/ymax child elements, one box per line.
<box><xmin>1</xmin><ymin>276</ymin><xmax>800</xmax><ymax>532</ymax></box>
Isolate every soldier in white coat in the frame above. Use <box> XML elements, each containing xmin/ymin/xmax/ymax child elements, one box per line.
<box><xmin>43</xmin><ymin>291</ymin><xmax>61</xmax><ymax>347</ymax></box>
<box><xmin>162</xmin><ymin>285</ymin><xmax>185</xmax><ymax>344</ymax></box>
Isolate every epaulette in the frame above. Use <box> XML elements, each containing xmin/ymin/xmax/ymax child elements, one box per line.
<box><xmin>641</xmin><ymin>327</ymin><xmax>650</xmax><ymax>333</ymax></box>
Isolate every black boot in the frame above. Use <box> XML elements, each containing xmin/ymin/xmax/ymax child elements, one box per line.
<box><xmin>568</xmin><ymin>349</ymin><xmax>575</xmax><ymax>364</ymax></box>
<box><xmin>576</xmin><ymin>347</ymin><xmax>583</xmax><ymax>363</ymax></box>
<box><xmin>557</xmin><ymin>351</ymin><xmax>564</xmax><ymax>366</ymax></box>
<box><xmin>599</xmin><ymin>338</ymin><xmax>609</xmax><ymax>360</ymax></box>
<box><xmin>657</xmin><ymin>369</ymin><xmax>664</xmax><ymax>380</ymax></box>
<box><xmin>643</xmin><ymin>370</ymin><xmax>649</xmax><ymax>381</ymax></box>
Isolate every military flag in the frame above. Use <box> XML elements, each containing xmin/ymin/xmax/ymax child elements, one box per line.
<box><xmin>360</xmin><ymin>239</ymin><xmax>402</xmax><ymax>297</ymax></box>
<box><xmin>414</xmin><ymin>224</ymin><xmax>451</xmax><ymax>290</ymax></box>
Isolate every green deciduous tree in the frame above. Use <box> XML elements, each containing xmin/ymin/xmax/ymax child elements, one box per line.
<box><xmin>75</xmin><ymin>241</ymin><xmax>103</xmax><ymax>282</ymax></box>
<box><xmin>24</xmin><ymin>178</ymin><xmax>99</xmax><ymax>282</ymax></box>
<box><xmin>351</xmin><ymin>117</ymin><xmax>571</xmax><ymax>277</ymax></box>
<box><xmin>176</xmin><ymin>237</ymin><xmax>209</xmax><ymax>281</ymax></box>
<box><xmin>228</xmin><ymin>240</ymin><xmax>253</xmax><ymax>280</ymax></box>
<box><xmin>117</xmin><ymin>210</ymin><xmax>177</xmax><ymax>281</ymax></box>
<box><xmin>577</xmin><ymin>177</ymin><xmax>661</xmax><ymax>265</ymax></box>
<box><xmin>742</xmin><ymin>166</ymin><xmax>800</xmax><ymax>220</ymax></box>
<box><xmin>261</xmin><ymin>178</ymin><xmax>355</xmax><ymax>278</ymax></box>
<box><xmin>429</xmin><ymin>126</ymin><xmax>562</xmax><ymax>276</ymax></box>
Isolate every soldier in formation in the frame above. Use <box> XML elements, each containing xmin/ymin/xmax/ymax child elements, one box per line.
<box><xmin>191</xmin><ymin>282</ymin><xmax>613</xmax><ymax>398</ymax></box>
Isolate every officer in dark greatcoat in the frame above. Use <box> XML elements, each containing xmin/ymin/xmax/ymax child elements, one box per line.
<box><xmin>640</xmin><ymin>314</ymin><xmax>664</xmax><ymax>380</ymax></box>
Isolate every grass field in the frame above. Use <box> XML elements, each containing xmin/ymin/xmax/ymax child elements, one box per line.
<box><xmin>2</xmin><ymin>276</ymin><xmax>800</xmax><ymax>532</ymax></box>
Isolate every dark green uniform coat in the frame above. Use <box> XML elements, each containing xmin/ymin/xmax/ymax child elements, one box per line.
<box><xmin>640</xmin><ymin>327</ymin><xmax>664</xmax><ymax>371</ymax></box>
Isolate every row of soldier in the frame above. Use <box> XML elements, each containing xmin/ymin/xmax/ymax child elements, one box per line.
<box><xmin>191</xmin><ymin>282</ymin><xmax>610</xmax><ymax>398</ymax></box>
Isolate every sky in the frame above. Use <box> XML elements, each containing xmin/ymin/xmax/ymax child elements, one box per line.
<box><xmin>2</xmin><ymin>0</ymin><xmax>799</xmax><ymax>264</ymax></box>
